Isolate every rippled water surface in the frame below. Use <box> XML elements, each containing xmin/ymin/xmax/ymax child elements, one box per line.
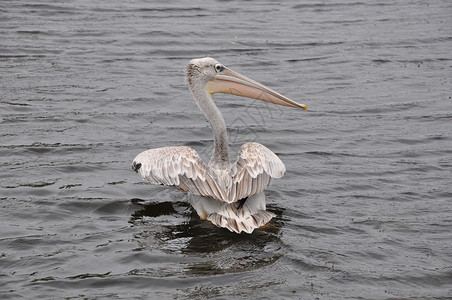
<box><xmin>1</xmin><ymin>0</ymin><xmax>452</xmax><ymax>299</ymax></box>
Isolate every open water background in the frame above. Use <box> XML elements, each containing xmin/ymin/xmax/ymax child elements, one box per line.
<box><xmin>1</xmin><ymin>0</ymin><xmax>451</xmax><ymax>299</ymax></box>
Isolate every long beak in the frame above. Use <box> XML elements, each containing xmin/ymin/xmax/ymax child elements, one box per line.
<box><xmin>205</xmin><ymin>68</ymin><xmax>307</xmax><ymax>110</ymax></box>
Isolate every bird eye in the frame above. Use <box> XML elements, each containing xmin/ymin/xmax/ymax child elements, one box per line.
<box><xmin>214</xmin><ymin>64</ymin><xmax>225</xmax><ymax>73</ymax></box>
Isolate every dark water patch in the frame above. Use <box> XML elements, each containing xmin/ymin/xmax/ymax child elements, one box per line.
<box><xmin>130</xmin><ymin>200</ymin><xmax>177</xmax><ymax>219</ymax></box>
<box><xmin>107</xmin><ymin>180</ymin><xmax>126</xmax><ymax>185</ymax></box>
<box><xmin>31</xmin><ymin>276</ymin><xmax>55</xmax><ymax>282</ymax></box>
<box><xmin>1</xmin><ymin>101</ymin><xmax>32</xmax><ymax>107</ymax></box>
<box><xmin>130</xmin><ymin>6</ymin><xmax>205</xmax><ymax>13</ymax></box>
<box><xmin>3</xmin><ymin>180</ymin><xmax>57</xmax><ymax>189</ymax></box>
<box><xmin>403</xmin><ymin>112</ymin><xmax>452</xmax><ymax>122</ymax></box>
<box><xmin>292</xmin><ymin>2</ymin><xmax>370</xmax><ymax>10</ymax></box>
<box><xmin>18</xmin><ymin>3</ymin><xmax>79</xmax><ymax>12</ymax></box>
<box><xmin>58</xmin><ymin>183</ymin><xmax>82</xmax><ymax>189</ymax></box>
<box><xmin>287</xmin><ymin>56</ymin><xmax>330</xmax><ymax>63</ymax></box>
<box><xmin>67</xmin><ymin>272</ymin><xmax>112</xmax><ymax>280</ymax></box>
<box><xmin>0</xmin><ymin>142</ymin><xmax>102</xmax><ymax>150</ymax></box>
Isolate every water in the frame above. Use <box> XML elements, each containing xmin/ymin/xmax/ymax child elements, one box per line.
<box><xmin>1</xmin><ymin>0</ymin><xmax>451</xmax><ymax>298</ymax></box>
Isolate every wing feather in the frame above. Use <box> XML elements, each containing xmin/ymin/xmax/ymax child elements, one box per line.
<box><xmin>132</xmin><ymin>142</ymin><xmax>286</xmax><ymax>204</ymax></box>
<box><xmin>132</xmin><ymin>146</ymin><xmax>223</xmax><ymax>200</ymax></box>
<box><xmin>225</xmin><ymin>142</ymin><xmax>286</xmax><ymax>203</ymax></box>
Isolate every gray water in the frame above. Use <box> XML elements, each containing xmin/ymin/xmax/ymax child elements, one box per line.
<box><xmin>1</xmin><ymin>0</ymin><xmax>451</xmax><ymax>299</ymax></box>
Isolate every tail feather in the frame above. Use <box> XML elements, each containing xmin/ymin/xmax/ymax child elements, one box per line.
<box><xmin>207</xmin><ymin>210</ymin><xmax>275</xmax><ymax>234</ymax></box>
<box><xmin>188</xmin><ymin>191</ymin><xmax>275</xmax><ymax>234</ymax></box>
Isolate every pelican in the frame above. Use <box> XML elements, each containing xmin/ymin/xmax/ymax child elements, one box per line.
<box><xmin>132</xmin><ymin>57</ymin><xmax>306</xmax><ymax>234</ymax></box>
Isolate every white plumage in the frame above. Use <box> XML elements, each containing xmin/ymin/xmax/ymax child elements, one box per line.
<box><xmin>133</xmin><ymin>142</ymin><xmax>285</xmax><ymax>204</ymax></box>
<box><xmin>132</xmin><ymin>57</ymin><xmax>306</xmax><ymax>233</ymax></box>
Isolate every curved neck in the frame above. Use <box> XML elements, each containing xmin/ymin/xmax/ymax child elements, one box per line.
<box><xmin>188</xmin><ymin>81</ymin><xmax>230</xmax><ymax>169</ymax></box>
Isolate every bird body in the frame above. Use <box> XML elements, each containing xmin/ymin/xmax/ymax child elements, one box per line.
<box><xmin>132</xmin><ymin>58</ymin><xmax>306</xmax><ymax>233</ymax></box>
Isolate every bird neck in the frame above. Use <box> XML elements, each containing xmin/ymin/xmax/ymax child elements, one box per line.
<box><xmin>189</xmin><ymin>82</ymin><xmax>230</xmax><ymax>170</ymax></box>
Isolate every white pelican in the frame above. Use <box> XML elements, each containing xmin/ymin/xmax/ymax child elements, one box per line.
<box><xmin>132</xmin><ymin>57</ymin><xmax>306</xmax><ymax>234</ymax></box>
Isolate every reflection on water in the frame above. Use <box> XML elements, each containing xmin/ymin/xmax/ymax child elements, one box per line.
<box><xmin>129</xmin><ymin>198</ymin><xmax>284</xmax><ymax>276</ymax></box>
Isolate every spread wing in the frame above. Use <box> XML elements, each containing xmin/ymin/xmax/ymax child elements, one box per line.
<box><xmin>132</xmin><ymin>143</ymin><xmax>286</xmax><ymax>204</ymax></box>
<box><xmin>132</xmin><ymin>146</ymin><xmax>226</xmax><ymax>201</ymax></box>
<box><xmin>225</xmin><ymin>142</ymin><xmax>286</xmax><ymax>203</ymax></box>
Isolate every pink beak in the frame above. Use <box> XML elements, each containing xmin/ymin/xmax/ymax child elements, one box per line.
<box><xmin>206</xmin><ymin>68</ymin><xmax>307</xmax><ymax>110</ymax></box>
